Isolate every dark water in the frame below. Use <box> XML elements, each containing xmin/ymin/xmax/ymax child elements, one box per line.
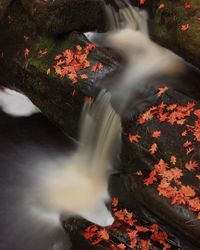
<box><xmin>0</xmin><ymin>111</ymin><xmax>74</xmax><ymax>250</ymax></box>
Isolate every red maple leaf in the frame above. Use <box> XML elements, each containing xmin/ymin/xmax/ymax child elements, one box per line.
<box><xmin>83</xmin><ymin>225</ymin><xmax>98</xmax><ymax>239</ymax></box>
<box><xmin>184</xmin><ymin>1</ymin><xmax>192</xmax><ymax>9</ymax></box>
<box><xmin>181</xmin><ymin>23</ymin><xmax>189</xmax><ymax>31</ymax></box>
<box><xmin>181</xmin><ymin>130</ymin><xmax>187</xmax><ymax>137</ymax></box>
<box><xmin>140</xmin><ymin>239</ymin><xmax>150</xmax><ymax>250</ymax></box>
<box><xmin>80</xmin><ymin>73</ymin><xmax>88</xmax><ymax>79</ymax></box>
<box><xmin>129</xmin><ymin>133</ymin><xmax>141</xmax><ymax>143</ymax></box>
<box><xmin>152</xmin><ymin>130</ymin><xmax>161</xmax><ymax>138</ymax></box>
<box><xmin>151</xmin><ymin>231</ymin><xmax>168</xmax><ymax>244</ymax></box>
<box><xmin>157</xmin><ymin>86</ymin><xmax>168</xmax><ymax>97</ymax></box>
<box><xmin>138</xmin><ymin>0</ymin><xmax>145</xmax><ymax>4</ymax></box>
<box><xmin>46</xmin><ymin>68</ymin><xmax>51</xmax><ymax>75</ymax></box>
<box><xmin>135</xmin><ymin>225</ymin><xmax>149</xmax><ymax>232</ymax></box>
<box><xmin>127</xmin><ymin>229</ymin><xmax>137</xmax><ymax>248</ymax></box>
<box><xmin>170</xmin><ymin>155</ymin><xmax>176</xmax><ymax>165</ymax></box>
<box><xmin>112</xmin><ymin>197</ymin><xmax>119</xmax><ymax>207</ymax></box>
<box><xmin>24</xmin><ymin>48</ymin><xmax>30</xmax><ymax>58</ymax></box>
<box><xmin>196</xmin><ymin>174</ymin><xmax>200</xmax><ymax>180</ymax></box>
<box><xmin>183</xmin><ymin>140</ymin><xmax>192</xmax><ymax>148</ymax></box>
<box><xmin>186</xmin><ymin>147</ymin><xmax>194</xmax><ymax>155</ymax></box>
<box><xmin>92</xmin><ymin>63</ymin><xmax>103</xmax><ymax>72</ymax></box>
<box><xmin>144</xmin><ymin>169</ymin><xmax>157</xmax><ymax>186</ymax></box>
<box><xmin>98</xmin><ymin>229</ymin><xmax>109</xmax><ymax>240</ymax></box>
<box><xmin>185</xmin><ymin>160</ymin><xmax>199</xmax><ymax>171</ymax></box>
<box><xmin>158</xmin><ymin>3</ymin><xmax>165</xmax><ymax>9</ymax></box>
<box><xmin>179</xmin><ymin>185</ymin><xmax>196</xmax><ymax>198</ymax></box>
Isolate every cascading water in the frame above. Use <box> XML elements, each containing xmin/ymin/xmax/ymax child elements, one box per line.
<box><xmin>0</xmin><ymin>1</ymin><xmax>186</xmax><ymax>250</ymax></box>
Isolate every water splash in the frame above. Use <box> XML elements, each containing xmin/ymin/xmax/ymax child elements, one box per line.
<box><xmin>86</xmin><ymin>0</ymin><xmax>184</xmax><ymax>112</ymax></box>
<box><xmin>30</xmin><ymin>91</ymin><xmax>121</xmax><ymax>227</ymax></box>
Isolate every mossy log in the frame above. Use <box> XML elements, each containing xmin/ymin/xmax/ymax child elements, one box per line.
<box><xmin>146</xmin><ymin>0</ymin><xmax>200</xmax><ymax>69</ymax></box>
<box><xmin>0</xmin><ymin>0</ymin><xmax>123</xmax><ymax>136</ymax></box>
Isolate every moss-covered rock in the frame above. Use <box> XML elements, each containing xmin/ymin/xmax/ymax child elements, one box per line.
<box><xmin>146</xmin><ymin>0</ymin><xmax>200</xmax><ymax>69</ymax></box>
<box><xmin>20</xmin><ymin>0</ymin><xmax>109</xmax><ymax>35</ymax></box>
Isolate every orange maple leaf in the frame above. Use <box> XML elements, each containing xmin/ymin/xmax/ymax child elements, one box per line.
<box><xmin>24</xmin><ymin>48</ymin><xmax>30</xmax><ymax>58</ymax></box>
<box><xmin>46</xmin><ymin>68</ymin><xmax>51</xmax><ymax>75</ymax></box>
<box><xmin>181</xmin><ymin>23</ymin><xmax>189</xmax><ymax>31</ymax></box>
<box><xmin>151</xmin><ymin>231</ymin><xmax>168</xmax><ymax>244</ymax></box>
<box><xmin>152</xmin><ymin>130</ymin><xmax>161</xmax><ymax>138</ymax></box>
<box><xmin>194</xmin><ymin>109</ymin><xmax>200</xmax><ymax>118</ymax></box>
<box><xmin>144</xmin><ymin>170</ymin><xmax>157</xmax><ymax>186</ymax></box>
<box><xmin>129</xmin><ymin>133</ymin><xmax>141</xmax><ymax>143</ymax></box>
<box><xmin>98</xmin><ymin>229</ymin><xmax>109</xmax><ymax>240</ymax></box>
<box><xmin>183</xmin><ymin>140</ymin><xmax>192</xmax><ymax>148</ymax></box>
<box><xmin>92</xmin><ymin>63</ymin><xmax>103</xmax><ymax>72</ymax></box>
<box><xmin>158</xmin><ymin>3</ymin><xmax>165</xmax><ymax>9</ymax></box>
<box><xmin>80</xmin><ymin>73</ymin><xmax>88</xmax><ymax>79</ymax></box>
<box><xmin>139</xmin><ymin>0</ymin><xmax>145</xmax><ymax>4</ymax></box>
<box><xmin>184</xmin><ymin>1</ymin><xmax>192</xmax><ymax>9</ymax></box>
<box><xmin>179</xmin><ymin>185</ymin><xmax>196</xmax><ymax>197</ymax></box>
<box><xmin>185</xmin><ymin>160</ymin><xmax>199</xmax><ymax>171</ymax></box>
<box><xmin>112</xmin><ymin>197</ymin><xmax>119</xmax><ymax>207</ymax></box>
<box><xmin>127</xmin><ymin>229</ymin><xmax>137</xmax><ymax>248</ymax></box>
<box><xmin>157</xmin><ymin>86</ymin><xmax>168</xmax><ymax>97</ymax></box>
<box><xmin>167</xmin><ymin>103</ymin><xmax>177</xmax><ymax>111</ymax></box>
<box><xmin>186</xmin><ymin>147</ymin><xmax>194</xmax><ymax>155</ymax></box>
<box><xmin>149</xmin><ymin>143</ymin><xmax>158</xmax><ymax>154</ymax></box>
<box><xmin>170</xmin><ymin>155</ymin><xmax>176</xmax><ymax>165</ymax></box>
<box><xmin>196</xmin><ymin>174</ymin><xmax>200</xmax><ymax>180</ymax></box>
<box><xmin>181</xmin><ymin>130</ymin><xmax>187</xmax><ymax>136</ymax></box>
<box><xmin>140</xmin><ymin>239</ymin><xmax>150</xmax><ymax>250</ymax></box>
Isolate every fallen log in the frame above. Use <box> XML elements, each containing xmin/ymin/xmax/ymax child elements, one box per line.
<box><xmin>0</xmin><ymin>0</ymin><xmax>123</xmax><ymax>136</ymax></box>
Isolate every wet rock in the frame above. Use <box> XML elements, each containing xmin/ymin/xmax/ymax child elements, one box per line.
<box><xmin>0</xmin><ymin>0</ymin><xmax>123</xmax><ymax>136</ymax></box>
<box><xmin>146</xmin><ymin>0</ymin><xmax>200</xmax><ymax>69</ymax></box>
<box><xmin>109</xmin><ymin>88</ymin><xmax>200</xmax><ymax>249</ymax></box>
<box><xmin>20</xmin><ymin>0</ymin><xmax>109</xmax><ymax>35</ymax></box>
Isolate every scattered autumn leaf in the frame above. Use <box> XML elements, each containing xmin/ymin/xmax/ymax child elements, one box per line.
<box><xmin>129</xmin><ymin>133</ymin><xmax>141</xmax><ymax>143</ymax></box>
<box><xmin>149</xmin><ymin>143</ymin><xmax>158</xmax><ymax>154</ymax></box>
<box><xmin>181</xmin><ymin>23</ymin><xmax>189</xmax><ymax>31</ymax></box>
<box><xmin>157</xmin><ymin>86</ymin><xmax>168</xmax><ymax>97</ymax></box>
<box><xmin>185</xmin><ymin>160</ymin><xmax>199</xmax><ymax>171</ymax></box>
<box><xmin>152</xmin><ymin>130</ymin><xmax>161</xmax><ymax>138</ymax></box>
